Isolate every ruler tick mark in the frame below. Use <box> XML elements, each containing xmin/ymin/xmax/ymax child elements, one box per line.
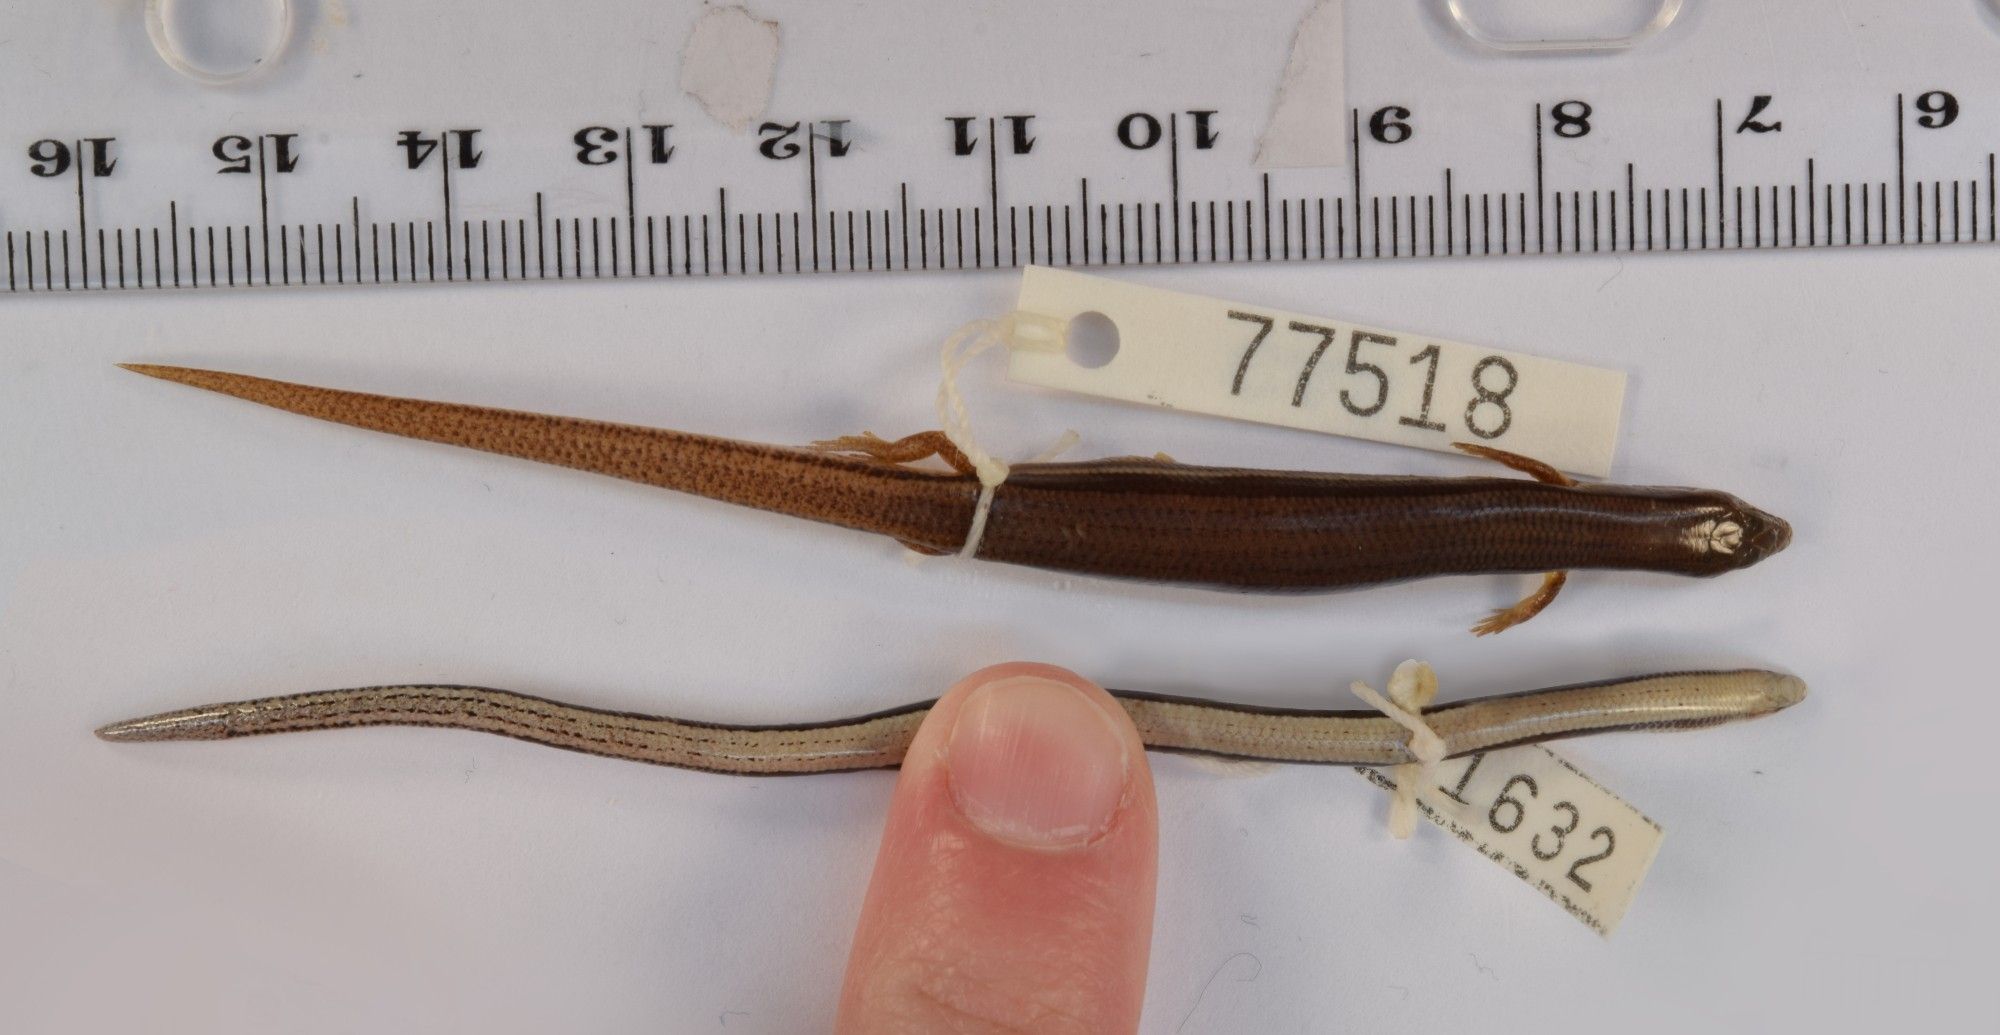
<box><xmin>1444</xmin><ymin>171</ymin><xmax>1455</xmax><ymax>257</ymax></box>
<box><xmin>1714</xmin><ymin>100</ymin><xmax>1727</xmax><ymax>246</ymax></box>
<box><xmin>535</xmin><ymin>193</ymin><xmax>547</xmax><ymax>278</ymax></box>
<box><xmin>1896</xmin><ymin>94</ymin><xmax>1907</xmax><ymax>244</ymax></box>
<box><xmin>1349</xmin><ymin>108</ymin><xmax>1363</xmax><ymax>258</ymax></box>
<box><xmin>1533</xmin><ymin>104</ymin><xmax>1545</xmax><ymax>253</ymax></box>
<box><xmin>256</xmin><ymin>136</ymin><xmax>272</xmax><ymax>286</ymax></box>
<box><xmin>1807</xmin><ymin>160</ymin><xmax>1817</xmax><ymax>247</ymax></box>
<box><xmin>1608</xmin><ymin>189</ymin><xmax>1619</xmax><ymax>252</ymax></box>
<box><xmin>1623</xmin><ymin>167</ymin><xmax>1636</xmax><ymax>252</ymax></box>
<box><xmin>1552</xmin><ymin>190</ymin><xmax>1562</xmax><ymax>255</ymax></box>
<box><xmin>899</xmin><ymin>184</ymin><xmax>911</xmax><ymax>271</ymax></box>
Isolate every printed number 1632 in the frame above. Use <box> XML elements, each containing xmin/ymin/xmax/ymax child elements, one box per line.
<box><xmin>1438</xmin><ymin>752</ymin><xmax>1617</xmax><ymax>892</ymax></box>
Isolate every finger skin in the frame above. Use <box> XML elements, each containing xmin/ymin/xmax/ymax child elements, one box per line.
<box><xmin>836</xmin><ymin>662</ymin><xmax>1160</xmax><ymax>1034</ymax></box>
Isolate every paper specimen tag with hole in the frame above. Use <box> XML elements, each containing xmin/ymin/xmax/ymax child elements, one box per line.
<box><xmin>1357</xmin><ymin>746</ymin><xmax>1664</xmax><ymax>936</ymax></box>
<box><xmin>1008</xmin><ymin>267</ymin><xmax>1626</xmax><ymax>476</ymax></box>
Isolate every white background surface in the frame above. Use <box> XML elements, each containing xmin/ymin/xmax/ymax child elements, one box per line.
<box><xmin>4</xmin><ymin>1</ymin><xmax>1998</xmax><ymax>1032</ymax></box>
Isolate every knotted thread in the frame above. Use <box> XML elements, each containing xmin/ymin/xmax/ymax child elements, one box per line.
<box><xmin>934</xmin><ymin>312</ymin><xmax>1069</xmax><ymax>558</ymax></box>
<box><xmin>1351</xmin><ymin>660</ymin><xmax>1446</xmax><ymax>839</ymax></box>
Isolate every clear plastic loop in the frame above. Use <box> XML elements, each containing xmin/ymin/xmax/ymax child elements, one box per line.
<box><xmin>1443</xmin><ymin>0</ymin><xmax>1683</xmax><ymax>53</ymax></box>
<box><xmin>146</xmin><ymin>0</ymin><xmax>295</xmax><ymax>86</ymax></box>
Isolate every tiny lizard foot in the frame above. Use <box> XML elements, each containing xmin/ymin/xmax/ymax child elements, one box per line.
<box><xmin>1472</xmin><ymin>570</ymin><xmax>1568</xmax><ymax>636</ymax></box>
<box><xmin>810</xmin><ymin>430</ymin><xmax>977</xmax><ymax>476</ymax></box>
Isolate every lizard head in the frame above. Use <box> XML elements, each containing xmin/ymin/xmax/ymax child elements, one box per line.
<box><xmin>1676</xmin><ymin>495</ymin><xmax>1791</xmax><ymax>573</ymax></box>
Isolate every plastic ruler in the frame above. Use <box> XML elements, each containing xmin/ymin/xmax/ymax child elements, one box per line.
<box><xmin>5</xmin><ymin>0</ymin><xmax>2000</xmax><ymax>295</ymax></box>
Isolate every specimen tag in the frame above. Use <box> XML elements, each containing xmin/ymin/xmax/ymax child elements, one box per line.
<box><xmin>1357</xmin><ymin>746</ymin><xmax>1664</xmax><ymax>936</ymax></box>
<box><xmin>1008</xmin><ymin>267</ymin><xmax>1626</xmax><ymax>476</ymax></box>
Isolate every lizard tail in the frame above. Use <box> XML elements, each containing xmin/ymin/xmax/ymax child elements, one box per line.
<box><xmin>120</xmin><ymin>364</ymin><xmax>979</xmax><ymax>551</ymax></box>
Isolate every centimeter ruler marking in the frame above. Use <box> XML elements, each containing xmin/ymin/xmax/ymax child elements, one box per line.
<box><xmin>4</xmin><ymin>100</ymin><xmax>1998</xmax><ymax>294</ymax></box>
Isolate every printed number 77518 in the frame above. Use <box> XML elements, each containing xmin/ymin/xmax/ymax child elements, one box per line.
<box><xmin>1225</xmin><ymin>309</ymin><xmax>1518</xmax><ymax>440</ymax></box>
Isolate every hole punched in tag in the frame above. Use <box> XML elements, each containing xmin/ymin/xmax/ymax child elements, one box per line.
<box><xmin>1065</xmin><ymin>311</ymin><xmax>1121</xmax><ymax>369</ymax></box>
<box><xmin>1442</xmin><ymin>0</ymin><xmax>1683</xmax><ymax>53</ymax></box>
<box><xmin>146</xmin><ymin>0</ymin><xmax>296</xmax><ymax>86</ymax></box>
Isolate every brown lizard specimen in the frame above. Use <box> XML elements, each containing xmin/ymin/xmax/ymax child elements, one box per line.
<box><xmin>120</xmin><ymin>364</ymin><xmax>1791</xmax><ymax>634</ymax></box>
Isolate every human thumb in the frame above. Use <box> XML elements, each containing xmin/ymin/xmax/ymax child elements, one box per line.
<box><xmin>836</xmin><ymin>662</ymin><xmax>1159</xmax><ymax>1034</ymax></box>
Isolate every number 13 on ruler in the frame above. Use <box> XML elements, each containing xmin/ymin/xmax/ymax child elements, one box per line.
<box><xmin>1010</xmin><ymin>267</ymin><xmax>1626</xmax><ymax>477</ymax></box>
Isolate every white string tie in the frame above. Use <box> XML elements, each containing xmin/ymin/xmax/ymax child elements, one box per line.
<box><xmin>1350</xmin><ymin>660</ymin><xmax>1446</xmax><ymax>839</ymax></box>
<box><xmin>934</xmin><ymin>312</ymin><xmax>1068</xmax><ymax>558</ymax></box>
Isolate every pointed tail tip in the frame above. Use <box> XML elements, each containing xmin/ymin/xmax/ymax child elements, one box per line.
<box><xmin>94</xmin><ymin>706</ymin><xmax>233</xmax><ymax>742</ymax></box>
<box><xmin>94</xmin><ymin>719</ymin><xmax>142</xmax><ymax>741</ymax></box>
<box><xmin>120</xmin><ymin>364</ymin><xmax>282</xmax><ymax>398</ymax></box>
<box><xmin>119</xmin><ymin>364</ymin><xmax>255</xmax><ymax>397</ymax></box>
<box><xmin>118</xmin><ymin>362</ymin><xmax>192</xmax><ymax>381</ymax></box>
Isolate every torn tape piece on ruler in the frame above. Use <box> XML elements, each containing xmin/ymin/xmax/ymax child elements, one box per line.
<box><xmin>1255</xmin><ymin>0</ymin><xmax>1347</xmax><ymax>169</ymax></box>
<box><xmin>1357</xmin><ymin>745</ymin><xmax>1664</xmax><ymax>937</ymax></box>
<box><xmin>1007</xmin><ymin>266</ymin><xmax>1626</xmax><ymax>477</ymax></box>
